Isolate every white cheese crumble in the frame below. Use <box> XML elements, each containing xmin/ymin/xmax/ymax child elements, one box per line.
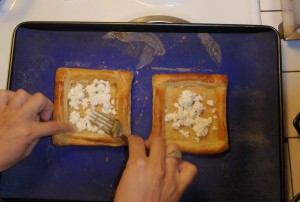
<box><xmin>68</xmin><ymin>84</ymin><xmax>85</xmax><ymax>110</ymax></box>
<box><xmin>164</xmin><ymin>90</ymin><xmax>215</xmax><ymax>139</ymax></box>
<box><xmin>206</xmin><ymin>99</ymin><xmax>214</xmax><ymax>107</ymax></box>
<box><xmin>68</xmin><ymin>79</ymin><xmax>116</xmax><ymax>134</ymax></box>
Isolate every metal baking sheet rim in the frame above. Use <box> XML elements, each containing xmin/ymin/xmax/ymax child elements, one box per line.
<box><xmin>2</xmin><ymin>21</ymin><xmax>284</xmax><ymax>201</ymax></box>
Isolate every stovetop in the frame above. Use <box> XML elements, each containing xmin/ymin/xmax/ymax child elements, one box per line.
<box><xmin>0</xmin><ymin>0</ymin><xmax>261</xmax><ymax>89</ymax></box>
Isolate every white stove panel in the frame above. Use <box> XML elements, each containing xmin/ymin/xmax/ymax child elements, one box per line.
<box><xmin>0</xmin><ymin>0</ymin><xmax>261</xmax><ymax>89</ymax></box>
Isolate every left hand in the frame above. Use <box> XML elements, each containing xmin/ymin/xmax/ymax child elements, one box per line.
<box><xmin>0</xmin><ymin>89</ymin><xmax>74</xmax><ymax>172</ymax></box>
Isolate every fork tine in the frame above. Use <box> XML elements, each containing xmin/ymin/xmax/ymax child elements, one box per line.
<box><xmin>93</xmin><ymin>111</ymin><xmax>114</xmax><ymax>125</ymax></box>
<box><xmin>88</xmin><ymin>117</ymin><xmax>112</xmax><ymax>134</ymax></box>
<box><xmin>91</xmin><ymin>112</ymin><xmax>113</xmax><ymax>128</ymax></box>
<box><xmin>89</xmin><ymin>110</ymin><xmax>124</xmax><ymax>138</ymax></box>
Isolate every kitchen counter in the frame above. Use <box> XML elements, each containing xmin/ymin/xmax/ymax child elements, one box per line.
<box><xmin>260</xmin><ymin>0</ymin><xmax>300</xmax><ymax>200</ymax></box>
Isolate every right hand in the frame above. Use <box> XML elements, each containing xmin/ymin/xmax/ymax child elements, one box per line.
<box><xmin>114</xmin><ymin>135</ymin><xmax>197</xmax><ymax>202</ymax></box>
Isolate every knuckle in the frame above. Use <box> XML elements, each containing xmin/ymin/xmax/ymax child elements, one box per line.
<box><xmin>21</xmin><ymin>125</ymin><xmax>33</xmax><ymax>138</ymax></box>
<box><xmin>16</xmin><ymin>88</ymin><xmax>25</xmax><ymax>93</ymax></box>
<box><xmin>19</xmin><ymin>123</ymin><xmax>38</xmax><ymax>142</ymax></box>
<box><xmin>153</xmin><ymin>136</ymin><xmax>165</xmax><ymax>143</ymax></box>
<box><xmin>135</xmin><ymin>158</ymin><xmax>147</xmax><ymax>168</ymax></box>
<box><xmin>127</xmin><ymin>158</ymin><xmax>147</xmax><ymax>173</ymax></box>
<box><xmin>150</xmin><ymin>164</ymin><xmax>165</xmax><ymax>180</ymax></box>
<box><xmin>166</xmin><ymin>142</ymin><xmax>179</xmax><ymax>151</ymax></box>
<box><xmin>33</xmin><ymin>92</ymin><xmax>45</xmax><ymax>101</ymax></box>
<box><xmin>13</xmin><ymin>127</ymin><xmax>34</xmax><ymax>147</ymax></box>
<box><xmin>127</xmin><ymin>158</ymin><xmax>147</xmax><ymax>170</ymax></box>
<box><xmin>16</xmin><ymin>88</ymin><xmax>27</xmax><ymax>95</ymax></box>
<box><xmin>151</xmin><ymin>136</ymin><xmax>166</xmax><ymax>148</ymax></box>
<box><xmin>15</xmin><ymin>89</ymin><xmax>30</xmax><ymax>100</ymax></box>
<box><xmin>128</xmin><ymin>135</ymin><xmax>144</xmax><ymax>143</ymax></box>
<box><xmin>167</xmin><ymin>182</ymin><xmax>178</xmax><ymax>193</ymax></box>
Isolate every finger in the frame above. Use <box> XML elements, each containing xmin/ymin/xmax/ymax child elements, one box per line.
<box><xmin>7</xmin><ymin>89</ymin><xmax>30</xmax><ymax>109</ymax></box>
<box><xmin>21</xmin><ymin>92</ymin><xmax>53</xmax><ymax>121</ymax></box>
<box><xmin>0</xmin><ymin>90</ymin><xmax>15</xmax><ymax>109</ymax></box>
<box><xmin>144</xmin><ymin>138</ymin><xmax>151</xmax><ymax>149</ymax></box>
<box><xmin>35</xmin><ymin>93</ymin><xmax>54</xmax><ymax>121</ymax></box>
<box><xmin>35</xmin><ymin>114</ymin><xmax>41</xmax><ymax>122</ymax></box>
<box><xmin>144</xmin><ymin>132</ymin><xmax>160</xmax><ymax>149</ymax></box>
<box><xmin>30</xmin><ymin>121</ymin><xmax>75</xmax><ymax>139</ymax></box>
<box><xmin>126</xmin><ymin>135</ymin><xmax>147</xmax><ymax>163</ymax></box>
<box><xmin>148</xmin><ymin>136</ymin><xmax>166</xmax><ymax>166</ymax></box>
<box><xmin>178</xmin><ymin>161</ymin><xmax>198</xmax><ymax>192</ymax></box>
<box><xmin>165</xmin><ymin>143</ymin><xmax>181</xmax><ymax>173</ymax></box>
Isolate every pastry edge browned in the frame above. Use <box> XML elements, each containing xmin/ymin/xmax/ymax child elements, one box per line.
<box><xmin>52</xmin><ymin>67</ymin><xmax>133</xmax><ymax>146</ymax></box>
<box><xmin>148</xmin><ymin>73</ymin><xmax>229</xmax><ymax>154</ymax></box>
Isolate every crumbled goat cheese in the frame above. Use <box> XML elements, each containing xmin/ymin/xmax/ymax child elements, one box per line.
<box><xmin>69</xmin><ymin>111</ymin><xmax>80</xmax><ymax>125</ymax></box>
<box><xmin>68</xmin><ymin>84</ymin><xmax>85</xmax><ymax>110</ymax></box>
<box><xmin>206</xmin><ymin>99</ymin><xmax>214</xmax><ymax>107</ymax></box>
<box><xmin>164</xmin><ymin>90</ymin><xmax>214</xmax><ymax>139</ymax></box>
<box><xmin>68</xmin><ymin>79</ymin><xmax>116</xmax><ymax>134</ymax></box>
<box><xmin>179</xmin><ymin>129</ymin><xmax>190</xmax><ymax>138</ymax></box>
<box><xmin>212</xmin><ymin>126</ymin><xmax>218</xmax><ymax>131</ymax></box>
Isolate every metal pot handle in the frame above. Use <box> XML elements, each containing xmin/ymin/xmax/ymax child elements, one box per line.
<box><xmin>293</xmin><ymin>112</ymin><xmax>300</xmax><ymax>136</ymax></box>
<box><xmin>130</xmin><ymin>15</ymin><xmax>190</xmax><ymax>23</ymax></box>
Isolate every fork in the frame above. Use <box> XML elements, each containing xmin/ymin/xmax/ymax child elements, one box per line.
<box><xmin>89</xmin><ymin>110</ymin><xmax>124</xmax><ymax>138</ymax></box>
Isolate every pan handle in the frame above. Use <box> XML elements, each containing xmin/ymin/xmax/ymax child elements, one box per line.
<box><xmin>293</xmin><ymin>112</ymin><xmax>300</xmax><ymax>136</ymax></box>
<box><xmin>130</xmin><ymin>15</ymin><xmax>190</xmax><ymax>23</ymax></box>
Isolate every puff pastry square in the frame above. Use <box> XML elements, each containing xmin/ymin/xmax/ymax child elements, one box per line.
<box><xmin>53</xmin><ymin>68</ymin><xmax>133</xmax><ymax>146</ymax></box>
<box><xmin>149</xmin><ymin>73</ymin><xmax>228</xmax><ymax>154</ymax></box>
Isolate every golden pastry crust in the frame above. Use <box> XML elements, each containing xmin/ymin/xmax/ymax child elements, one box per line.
<box><xmin>52</xmin><ymin>68</ymin><xmax>133</xmax><ymax>146</ymax></box>
<box><xmin>148</xmin><ymin>73</ymin><xmax>228</xmax><ymax>154</ymax></box>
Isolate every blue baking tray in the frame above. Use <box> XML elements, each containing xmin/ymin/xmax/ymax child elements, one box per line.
<box><xmin>0</xmin><ymin>22</ymin><xmax>283</xmax><ymax>201</ymax></box>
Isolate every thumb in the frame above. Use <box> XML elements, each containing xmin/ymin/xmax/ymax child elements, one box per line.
<box><xmin>31</xmin><ymin>121</ymin><xmax>75</xmax><ymax>139</ymax></box>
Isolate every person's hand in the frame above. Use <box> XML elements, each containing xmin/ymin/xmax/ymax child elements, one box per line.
<box><xmin>114</xmin><ymin>135</ymin><xmax>197</xmax><ymax>202</ymax></box>
<box><xmin>0</xmin><ymin>89</ymin><xmax>74</xmax><ymax>172</ymax></box>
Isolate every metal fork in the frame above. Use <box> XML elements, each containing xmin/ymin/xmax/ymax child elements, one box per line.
<box><xmin>89</xmin><ymin>110</ymin><xmax>123</xmax><ymax>138</ymax></box>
